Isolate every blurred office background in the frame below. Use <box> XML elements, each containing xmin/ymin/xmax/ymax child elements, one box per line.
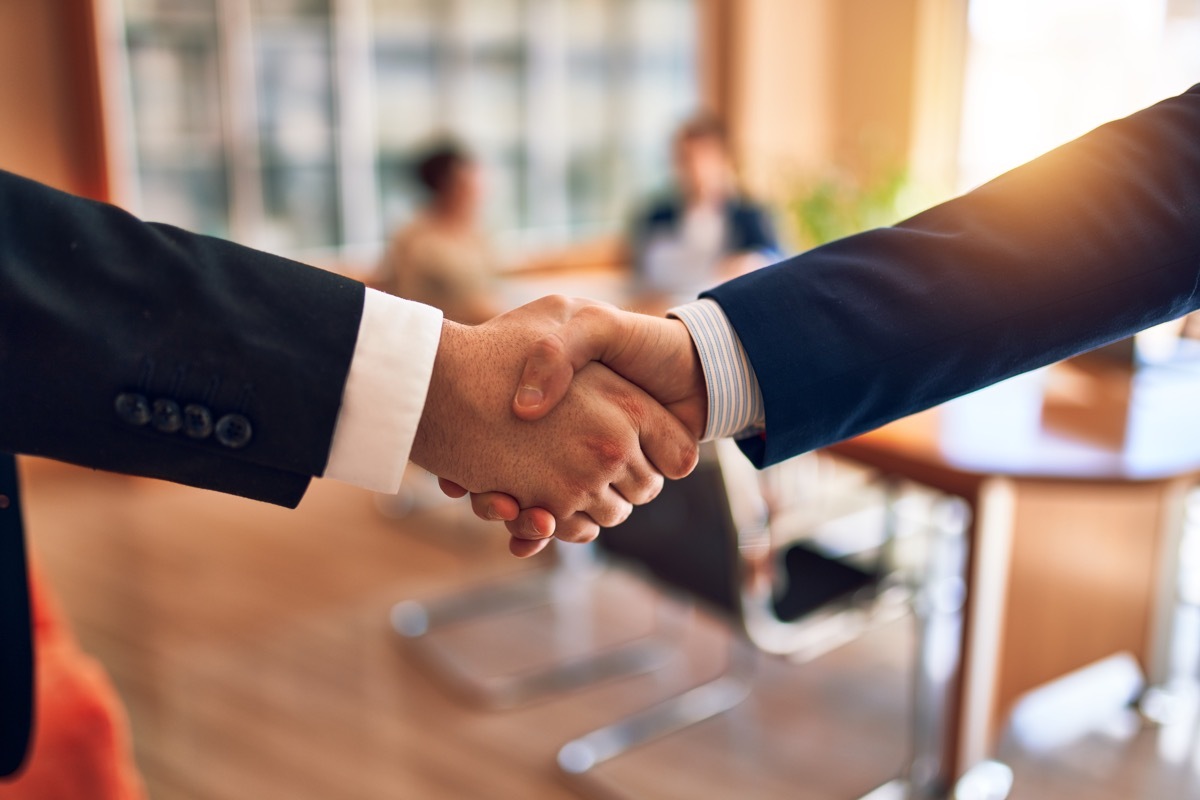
<box><xmin>6</xmin><ymin>0</ymin><xmax>1200</xmax><ymax>264</ymax></box>
<box><xmin>4</xmin><ymin>1</ymin><xmax>1200</xmax><ymax>799</ymax></box>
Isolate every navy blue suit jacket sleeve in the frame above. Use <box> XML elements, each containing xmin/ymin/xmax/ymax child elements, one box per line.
<box><xmin>0</xmin><ymin>170</ymin><xmax>365</xmax><ymax>507</ymax></box>
<box><xmin>705</xmin><ymin>83</ymin><xmax>1200</xmax><ymax>467</ymax></box>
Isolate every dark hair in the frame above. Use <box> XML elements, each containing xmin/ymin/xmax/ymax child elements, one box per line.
<box><xmin>412</xmin><ymin>141</ymin><xmax>472</xmax><ymax>196</ymax></box>
<box><xmin>676</xmin><ymin>115</ymin><xmax>728</xmax><ymax>149</ymax></box>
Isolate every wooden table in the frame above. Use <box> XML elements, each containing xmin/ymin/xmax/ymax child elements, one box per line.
<box><xmin>829</xmin><ymin>357</ymin><xmax>1200</xmax><ymax>785</ymax></box>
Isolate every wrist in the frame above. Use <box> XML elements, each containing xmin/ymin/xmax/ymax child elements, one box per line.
<box><xmin>666</xmin><ymin>317</ymin><xmax>709</xmax><ymax>440</ymax></box>
<box><xmin>411</xmin><ymin>319</ymin><xmax>468</xmax><ymax>474</ymax></box>
<box><xmin>667</xmin><ymin>298</ymin><xmax>763</xmax><ymax>441</ymax></box>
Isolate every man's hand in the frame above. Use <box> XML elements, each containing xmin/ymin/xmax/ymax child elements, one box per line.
<box><xmin>411</xmin><ymin>299</ymin><xmax>700</xmax><ymax>556</ymax></box>
<box><xmin>435</xmin><ymin>297</ymin><xmax>709</xmax><ymax>551</ymax></box>
<box><xmin>510</xmin><ymin>301</ymin><xmax>708</xmax><ymax>437</ymax></box>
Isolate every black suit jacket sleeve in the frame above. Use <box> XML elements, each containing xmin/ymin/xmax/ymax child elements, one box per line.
<box><xmin>0</xmin><ymin>170</ymin><xmax>366</xmax><ymax>507</ymax></box>
<box><xmin>705</xmin><ymin>83</ymin><xmax>1200</xmax><ymax>468</ymax></box>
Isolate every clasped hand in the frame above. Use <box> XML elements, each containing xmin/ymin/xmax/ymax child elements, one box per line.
<box><xmin>410</xmin><ymin>296</ymin><xmax>706</xmax><ymax>557</ymax></box>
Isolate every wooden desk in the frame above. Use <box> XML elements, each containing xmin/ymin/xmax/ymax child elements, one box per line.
<box><xmin>829</xmin><ymin>359</ymin><xmax>1200</xmax><ymax>783</ymax></box>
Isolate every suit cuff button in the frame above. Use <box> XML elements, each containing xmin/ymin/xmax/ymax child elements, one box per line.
<box><xmin>151</xmin><ymin>399</ymin><xmax>183</xmax><ymax>434</ymax></box>
<box><xmin>182</xmin><ymin>404</ymin><xmax>214</xmax><ymax>439</ymax></box>
<box><xmin>114</xmin><ymin>393</ymin><xmax>151</xmax><ymax>426</ymax></box>
<box><xmin>215</xmin><ymin>414</ymin><xmax>253</xmax><ymax>449</ymax></box>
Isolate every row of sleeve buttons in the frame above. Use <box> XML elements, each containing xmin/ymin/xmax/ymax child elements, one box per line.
<box><xmin>114</xmin><ymin>392</ymin><xmax>253</xmax><ymax>449</ymax></box>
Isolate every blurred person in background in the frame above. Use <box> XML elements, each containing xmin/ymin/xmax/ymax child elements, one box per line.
<box><xmin>373</xmin><ymin>141</ymin><xmax>504</xmax><ymax>516</ymax></box>
<box><xmin>629</xmin><ymin>116</ymin><xmax>780</xmax><ymax>309</ymax></box>
<box><xmin>375</xmin><ymin>141</ymin><xmax>500</xmax><ymax>326</ymax></box>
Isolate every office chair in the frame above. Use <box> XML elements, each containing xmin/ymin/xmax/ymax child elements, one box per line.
<box><xmin>386</xmin><ymin>447</ymin><xmax>864</xmax><ymax>710</ymax></box>
<box><xmin>558</xmin><ymin>439</ymin><xmax>1012</xmax><ymax>800</ymax></box>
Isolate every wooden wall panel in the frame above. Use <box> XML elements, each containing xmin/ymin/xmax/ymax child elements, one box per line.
<box><xmin>994</xmin><ymin>480</ymin><xmax>1168</xmax><ymax>725</ymax></box>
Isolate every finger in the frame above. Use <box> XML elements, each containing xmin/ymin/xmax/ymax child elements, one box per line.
<box><xmin>512</xmin><ymin>333</ymin><xmax>576</xmax><ymax>420</ymax></box>
<box><xmin>513</xmin><ymin>305</ymin><xmax>631</xmax><ymax>421</ymax></box>
<box><xmin>468</xmin><ymin>491</ymin><xmax>521</xmax><ymax>522</ymax></box>
<box><xmin>505</xmin><ymin>507</ymin><xmax>557</xmax><ymax>540</ymax></box>
<box><xmin>582</xmin><ymin>488</ymin><xmax>633</xmax><ymax>530</ymax></box>
<box><xmin>438</xmin><ymin>478</ymin><xmax>468</xmax><ymax>499</ymax></box>
<box><xmin>611</xmin><ymin>462</ymin><xmax>664</xmax><ymax>507</ymax></box>
<box><xmin>509</xmin><ymin>536</ymin><xmax>553</xmax><ymax>558</ymax></box>
<box><xmin>637</xmin><ymin>400</ymin><xmax>700</xmax><ymax>480</ymax></box>
<box><xmin>553</xmin><ymin>511</ymin><xmax>603</xmax><ymax>544</ymax></box>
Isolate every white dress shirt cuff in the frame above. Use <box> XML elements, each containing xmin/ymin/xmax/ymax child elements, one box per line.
<box><xmin>324</xmin><ymin>289</ymin><xmax>443</xmax><ymax>493</ymax></box>
<box><xmin>668</xmin><ymin>298</ymin><xmax>766</xmax><ymax>441</ymax></box>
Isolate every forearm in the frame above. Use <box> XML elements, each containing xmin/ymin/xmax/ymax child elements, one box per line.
<box><xmin>705</xmin><ymin>84</ymin><xmax>1200</xmax><ymax>467</ymax></box>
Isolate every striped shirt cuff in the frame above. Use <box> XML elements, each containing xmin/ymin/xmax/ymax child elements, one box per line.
<box><xmin>668</xmin><ymin>298</ymin><xmax>765</xmax><ymax>441</ymax></box>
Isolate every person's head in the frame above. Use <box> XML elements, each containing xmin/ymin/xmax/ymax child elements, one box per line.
<box><xmin>672</xmin><ymin>116</ymin><xmax>734</xmax><ymax>204</ymax></box>
<box><xmin>413</xmin><ymin>141</ymin><xmax>482</xmax><ymax>221</ymax></box>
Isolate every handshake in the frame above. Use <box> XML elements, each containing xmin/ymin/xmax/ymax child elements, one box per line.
<box><xmin>409</xmin><ymin>295</ymin><xmax>709</xmax><ymax>558</ymax></box>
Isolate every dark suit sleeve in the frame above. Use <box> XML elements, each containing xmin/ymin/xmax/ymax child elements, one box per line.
<box><xmin>705</xmin><ymin>83</ymin><xmax>1200</xmax><ymax>468</ymax></box>
<box><xmin>0</xmin><ymin>170</ymin><xmax>365</xmax><ymax>507</ymax></box>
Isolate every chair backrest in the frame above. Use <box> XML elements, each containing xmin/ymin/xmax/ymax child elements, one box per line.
<box><xmin>597</xmin><ymin>440</ymin><xmax>767</xmax><ymax>620</ymax></box>
<box><xmin>599</xmin><ymin>441</ymin><xmax>889</xmax><ymax>657</ymax></box>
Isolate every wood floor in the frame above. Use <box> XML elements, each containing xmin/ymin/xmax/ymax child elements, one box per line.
<box><xmin>18</xmin><ymin>458</ymin><xmax>1200</xmax><ymax>799</ymax></box>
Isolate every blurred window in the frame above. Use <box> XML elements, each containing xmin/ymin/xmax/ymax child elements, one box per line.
<box><xmin>115</xmin><ymin>0</ymin><xmax>698</xmax><ymax>265</ymax></box>
<box><xmin>958</xmin><ymin>0</ymin><xmax>1200</xmax><ymax>191</ymax></box>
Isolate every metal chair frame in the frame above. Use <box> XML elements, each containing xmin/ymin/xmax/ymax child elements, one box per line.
<box><xmin>391</xmin><ymin>543</ymin><xmax>686</xmax><ymax>709</ymax></box>
<box><xmin>556</xmin><ymin>440</ymin><xmax>1013</xmax><ymax>800</ymax></box>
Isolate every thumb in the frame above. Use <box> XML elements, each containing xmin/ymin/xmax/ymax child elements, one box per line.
<box><xmin>512</xmin><ymin>305</ymin><xmax>629</xmax><ymax>421</ymax></box>
<box><xmin>511</xmin><ymin>332</ymin><xmax>578</xmax><ymax>421</ymax></box>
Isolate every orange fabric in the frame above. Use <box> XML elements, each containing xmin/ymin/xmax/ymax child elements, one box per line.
<box><xmin>0</xmin><ymin>562</ymin><xmax>146</xmax><ymax>799</ymax></box>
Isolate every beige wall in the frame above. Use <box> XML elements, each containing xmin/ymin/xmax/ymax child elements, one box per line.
<box><xmin>0</xmin><ymin>0</ymin><xmax>107</xmax><ymax>199</ymax></box>
<box><xmin>713</xmin><ymin>0</ymin><xmax>965</xmax><ymax>202</ymax></box>
<box><xmin>833</xmin><ymin>0</ymin><xmax>921</xmax><ymax>170</ymax></box>
<box><xmin>731</xmin><ymin>0</ymin><xmax>836</xmax><ymax>192</ymax></box>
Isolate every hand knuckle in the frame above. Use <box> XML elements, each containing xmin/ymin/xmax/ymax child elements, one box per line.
<box><xmin>639</xmin><ymin>473</ymin><xmax>665</xmax><ymax>505</ymax></box>
<box><xmin>675</xmin><ymin>440</ymin><xmax>700</xmax><ymax>476</ymax></box>
<box><xmin>584</xmin><ymin>435</ymin><xmax>626</xmax><ymax>473</ymax></box>
<box><xmin>575</xmin><ymin>303</ymin><xmax>613</xmax><ymax>327</ymax></box>
<box><xmin>530</xmin><ymin>333</ymin><xmax>567</xmax><ymax>362</ymax></box>
<box><xmin>557</xmin><ymin>522</ymin><xmax>589</xmax><ymax>543</ymax></box>
<box><xmin>594</xmin><ymin>497</ymin><xmax>631</xmax><ymax>528</ymax></box>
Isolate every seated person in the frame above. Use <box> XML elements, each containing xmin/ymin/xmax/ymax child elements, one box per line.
<box><xmin>629</xmin><ymin>116</ymin><xmax>780</xmax><ymax>307</ymax></box>
<box><xmin>375</xmin><ymin>141</ymin><xmax>500</xmax><ymax>325</ymax></box>
<box><xmin>375</xmin><ymin>141</ymin><xmax>507</xmax><ymax>515</ymax></box>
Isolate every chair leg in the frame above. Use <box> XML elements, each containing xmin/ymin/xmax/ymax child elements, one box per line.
<box><xmin>391</xmin><ymin>568</ymin><xmax>563</xmax><ymax>636</ymax></box>
<box><xmin>557</xmin><ymin>638</ymin><xmax>756</xmax><ymax>776</ymax></box>
<box><xmin>392</xmin><ymin>557</ymin><xmax>681</xmax><ymax>709</ymax></box>
<box><xmin>861</xmin><ymin>494</ymin><xmax>1013</xmax><ymax>800</ymax></box>
<box><xmin>1140</xmin><ymin>486</ymin><xmax>1200</xmax><ymax>725</ymax></box>
<box><xmin>858</xmin><ymin>760</ymin><xmax>1012</xmax><ymax>800</ymax></box>
<box><xmin>905</xmin><ymin>496</ymin><xmax>971</xmax><ymax>798</ymax></box>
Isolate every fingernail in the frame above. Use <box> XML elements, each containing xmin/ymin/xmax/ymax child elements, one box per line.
<box><xmin>532</xmin><ymin>518</ymin><xmax>552</xmax><ymax>538</ymax></box>
<box><xmin>515</xmin><ymin>385</ymin><xmax>543</xmax><ymax>408</ymax></box>
<box><xmin>486</xmin><ymin>506</ymin><xmax>503</xmax><ymax>521</ymax></box>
